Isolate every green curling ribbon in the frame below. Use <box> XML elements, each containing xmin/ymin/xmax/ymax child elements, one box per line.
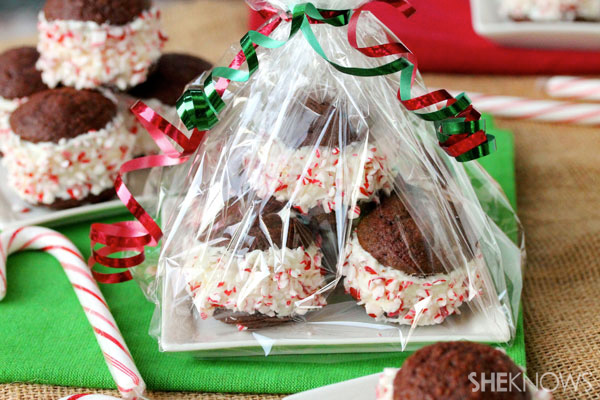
<box><xmin>455</xmin><ymin>135</ymin><xmax>497</xmax><ymax>162</ymax></box>
<box><xmin>437</xmin><ymin>118</ymin><xmax>486</xmax><ymax>143</ymax></box>
<box><xmin>176</xmin><ymin>2</ymin><xmax>495</xmax><ymax>161</ymax></box>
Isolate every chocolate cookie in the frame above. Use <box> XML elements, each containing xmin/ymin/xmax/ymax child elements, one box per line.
<box><xmin>10</xmin><ymin>88</ymin><xmax>117</xmax><ymax>143</ymax></box>
<box><xmin>128</xmin><ymin>53</ymin><xmax>212</xmax><ymax>106</ymax></box>
<box><xmin>297</xmin><ymin>96</ymin><xmax>360</xmax><ymax>147</ymax></box>
<box><xmin>213</xmin><ymin>309</ymin><xmax>292</xmax><ymax>330</ymax></box>
<box><xmin>46</xmin><ymin>187</ymin><xmax>115</xmax><ymax>210</ymax></box>
<box><xmin>393</xmin><ymin>342</ymin><xmax>530</xmax><ymax>400</ymax></box>
<box><xmin>207</xmin><ymin>198</ymin><xmax>315</xmax><ymax>252</ymax></box>
<box><xmin>356</xmin><ymin>195</ymin><xmax>446</xmax><ymax>276</ymax></box>
<box><xmin>0</xmin><ymin>47</ymin><xmax>48</xmax><ymax>99</ymax></box>
<box><xmin>43</xmin><ymin>0</ymin><xmax>151</xmax><ymax>25</ymax></box>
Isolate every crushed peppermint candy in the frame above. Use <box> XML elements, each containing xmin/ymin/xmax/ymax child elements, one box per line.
<box><xmin>183</xmin><ymin>243</ymin><xmax>327</xmax><ymax>318</ymax></box>
<box><xmin>375</xmin><ymin>368</ymin><xmax>399</xmax><ymax>400</ymax></box>
<box><xmin>343</xmin><ymin>234</ymin><xmax>485</xmax><ymax>326</ymax></box>
<box><xmin>245</xmin><ymin>139</ymin><xmax>396</xmax><ymax>216</ymax></box>
<box><xmin>1</xmin><ymin>113</ymin><xmax>135</xmax><ymax>205</ymax></box>
<box><xmin>37</xmin><ymin>8</ymin><xmax>166</xmax><ymax>90</ymax></box>
<box><xmin>0</xmin><ymin>96</ymin><xmax>28</xmax><ymax>154</ymax></box>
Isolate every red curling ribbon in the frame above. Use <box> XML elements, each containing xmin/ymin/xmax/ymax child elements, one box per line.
<box><xmin>441</xmin><ymin>130</ymin><xmax>487</xmax><ymax>157</ymax></box>
<box><xmin>348</xmin><ymin>1</ymin><xmax>417</xmax><ymax>64</ymax></box>
<box><xmin>88</xmin><ymin>247</ymin><xmax>137</xmax><ymax>284</ymax></box>
<box><xmin>89</xmin><ymin>17</ymin><xmax>285</xmax><ymax>284</ymax></box>
<box><xmin>402</xmin><ymin>89</ymin><xmax>455</xmax><ymax>111</ymax></box>
<box><xmin>89</xmin><ymin>221</ymin><xmax>151</xmax><ymax>249</ymax></box>
<box><xmin>459</xmin><ymin>105</ymin><xmax>482</xmax><ymax>122</ymax></box>
<box><xmin>348</xmin><ymin>1</ymin><xmax>490</xmax><ymax>157</ymax></box>
<box><xmin>90</xmin><ymin>104</ymin><xmax>200</xmax><ymax>283</ymax></box>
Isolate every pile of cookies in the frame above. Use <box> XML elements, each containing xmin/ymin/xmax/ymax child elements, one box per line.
<box><xmin>0</xmin><ymin>0</ymin><xmax>212</xmax><ymax>209</ymax></box>
<box><xmin>181</xmin><ymin>92</ymin><xmax>486</xmax><ymax>330</ymax></box>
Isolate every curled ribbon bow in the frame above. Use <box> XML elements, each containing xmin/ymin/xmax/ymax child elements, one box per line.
<box><xmin>90</xmin><ymin>1</ymin><xmax>495</xmax><ymax>283</ymax></box>
<box><xmin>177</xmin><ymin>1</ymin><xmax>495</xmax><ymax>161</ymax></box>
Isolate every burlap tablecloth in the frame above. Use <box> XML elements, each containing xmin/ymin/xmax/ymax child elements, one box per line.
<box><xmin>1</xmin><ymin>1</ymin><xmax>599</xmax><ymax>399</ymax></box>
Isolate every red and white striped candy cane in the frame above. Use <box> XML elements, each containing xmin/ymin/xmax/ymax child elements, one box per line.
<box><xmin>0</xmin><ymin>226</ymin><xmax>145</xmax><ymax>400</ymax></box>
<box><xmin>449</xmin><ymin>91</ymin><xmax>600</xmax><ymax>126</ymax></box>
<box><xmin>545</xmin><ymin>76</ymin><xmax>600</xmax><ymax>101</ymax></box>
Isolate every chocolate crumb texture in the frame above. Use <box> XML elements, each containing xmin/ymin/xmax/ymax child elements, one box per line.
<box><xmin>43</xmin><ymin>0</ymin><xmax>152</xmax><ymax>25</ymax></box>
<box><xmin>9</xmin><ymin>88</ymin><xmax>117</xmax><ymax>143</ymax></box>
<box><xmin>393</xmin><ymin>341</ymin><xmax>530</xmax><ymax>400</ymax></box>
<box><xmin>0</xmin><ymin>47</ymin><xmax>48</xmax><ymax>99</ymax></box>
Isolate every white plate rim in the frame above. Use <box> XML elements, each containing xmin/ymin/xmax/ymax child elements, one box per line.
<box><xmin>470</xmin><ymin>0</ymin><xmax>600</xmax><ymax>49</ymax></box>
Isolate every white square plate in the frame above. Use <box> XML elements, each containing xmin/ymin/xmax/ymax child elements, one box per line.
<box><xmin>0</xmin><ymin>165</ymin><xmax>149</xmax><ymax>231</ymax></box>
<box><xmin>159</xmin><ymin>262</ymin><xmax>513</xmax><ymax>356</ymax></box>
<box><xmin>471</xmin><ymin>0</ymin><xmax>600</xmax><ymax>50</ymax></box>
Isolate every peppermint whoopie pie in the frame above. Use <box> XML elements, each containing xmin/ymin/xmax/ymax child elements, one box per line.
<box><xmin>343</xmin><ymin>194</ymin><xmax>484</xmax><ymax>326</ymax></box>
<box><xmin>376</xmin><ymin>341</ymin><xmax>532</xmax><ymax>400</ymax></box>
<box><xmin>3</xmin><ymin>87</ymin><xmax>135</xmax><ymax>208</ymax></box>
<box><xmin>183</xmin><ymin>197</ymin><xmax>327</xmax><ymax>330</ymax></box>
<box><xmin>245</xmin><ymin>94</ymin><xmax>396</xmax><ymax>218</ymax></box>
<box><xmin>37</xmin><ymin>0</ymin><xmax>166</xmax><ymax>90</ymax></box>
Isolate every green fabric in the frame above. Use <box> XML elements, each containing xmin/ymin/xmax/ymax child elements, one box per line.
<box><xmin>0</xmin><ymin>115</ymin><xmax>523</xmax><ymax>394</ymax></box>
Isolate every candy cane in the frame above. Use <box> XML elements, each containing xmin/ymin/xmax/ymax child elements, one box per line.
<box><xmin>544</xmin><ymin>76</ymin><xmax>600</xmax><ymax>102</ymax></box>
<box><xmin>448</xmin><ymin>90</ymin><xmax>600</xmax><ymax>126</ymax></box>
<box><xmin>0</xmin><ymin>226</ymin><xmax>145</xmax><ymax>400</ymax></box>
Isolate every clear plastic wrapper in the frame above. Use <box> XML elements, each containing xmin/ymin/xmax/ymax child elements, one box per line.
<box><xmin>137</xmin><ymin>2</ymin><xmax>525</xmax><ymax>357</ymax></box>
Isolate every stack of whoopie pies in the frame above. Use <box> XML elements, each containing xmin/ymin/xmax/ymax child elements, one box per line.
<box><xmin>0</xmin><ymin>0</ymin><xmax>212</xmax><ymax>209</ymax></box>
<box><xmin>180</xmin><ymin>91</ymin><xmax>402</xmax><ymax>329</ymax></box>
<box><xmin>179</xmin><ymin>88</ymin><xmax>485</xmax><ymax>331</ymax></box>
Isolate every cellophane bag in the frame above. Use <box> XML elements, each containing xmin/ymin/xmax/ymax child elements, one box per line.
<box><xmin>141</xmin><ymin>0</ymin><xmax>525</xmax><ymax>357</ymax></box>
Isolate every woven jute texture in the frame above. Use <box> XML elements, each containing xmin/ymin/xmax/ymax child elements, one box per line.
<box><xmin>1</xmin><ymin>1</ymin><xmax>599</xmax><ymax>399</ymax></box>
<box><xmin>425</xmin><ymin>74</ymin><xmax>600</xmax><ymax>400</ymax></box>
<box><xmin>0</xmin><ymin>383</ymin><xmax>284</xmax><ymax>399</ymax></box>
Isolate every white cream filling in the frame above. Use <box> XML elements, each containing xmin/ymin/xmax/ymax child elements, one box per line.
<box><xmin>245</xmin><ymin>139</ymin><xmax>395</xmax><ymax>216</ymax></box>
<box><xmin>0</xmin><ymin>96</ymin><xmax>26</xmax><ymax>154</ymax></box>
<box><xmin>0</xmin><ymin>96</ymin><xmax>23</xmax><ymax>113</ymax></box>
<box><xmin>1</xmin><ymin>113</ymin><xmax>135</xmax><ymax>205</ymax></box>
<box><xmin>342</xmin><ymin>235</ymin><xmax>484</xmax><ymax>326</ymax></box>
<box><xmin>375</xmin><ymin>368</ymin><xmax>398</xmax><ymax>400</ymax></box>
<box><xmin>37</xmin><ymin>8</ymin><xmax>166</xmax><ymax>90</ymax></box>
<box><xmin>501</xmin><ymin>0</ymin><xmax>600</xmax><ymax>21</ymax></box>
<box><xmin>183</xmin><ymin>243</ymin><xmax>327</xmax><ymax>319</ymax></box>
